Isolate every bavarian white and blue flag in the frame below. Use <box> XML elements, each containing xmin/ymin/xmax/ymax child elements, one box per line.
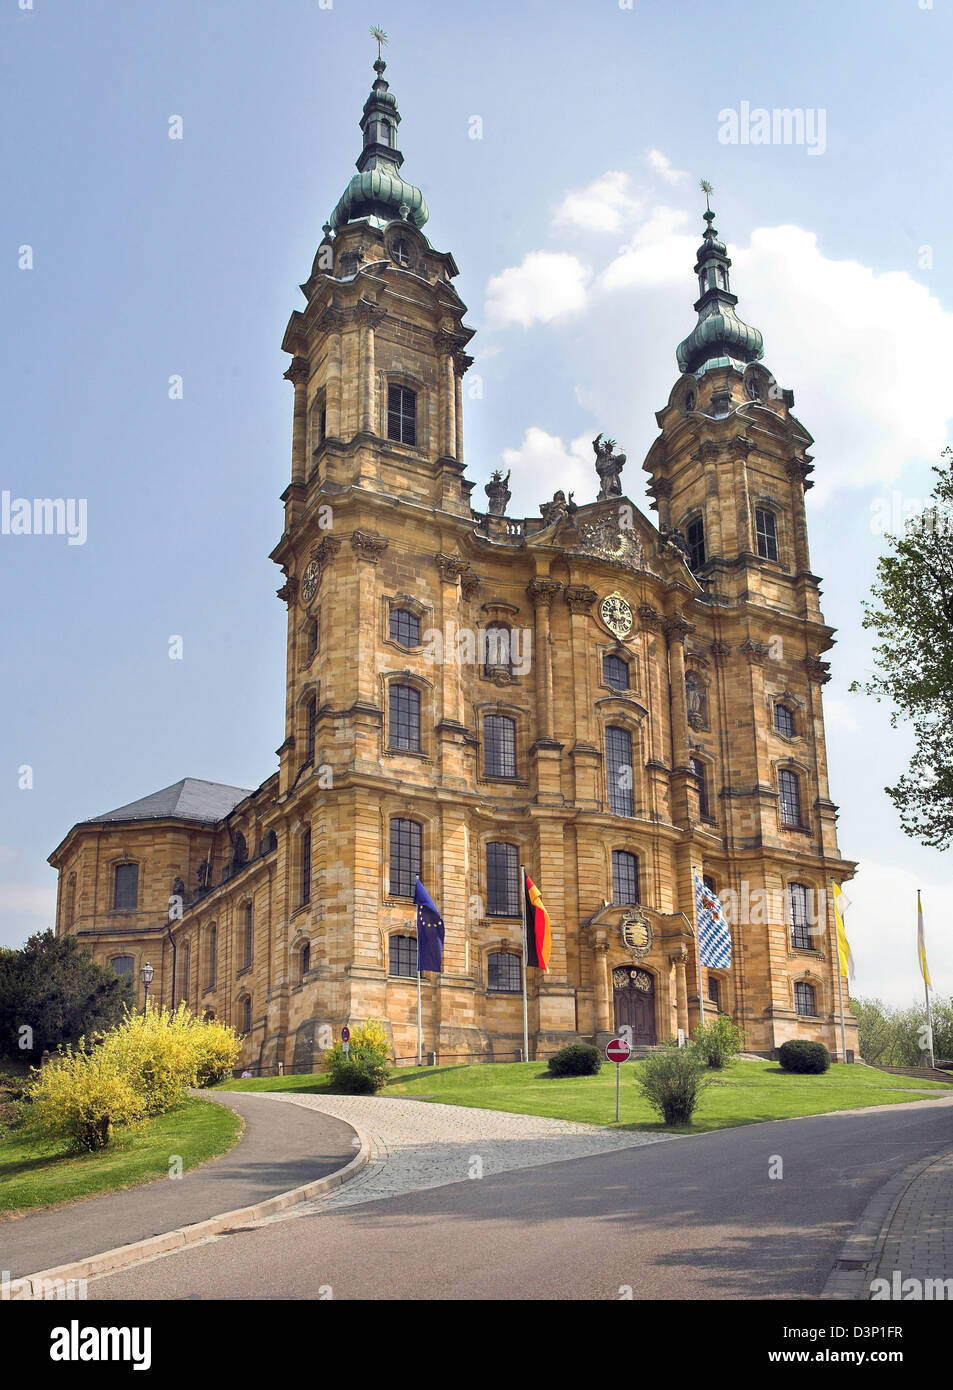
<box><xmin>694</xmin><ymin>871</ymin><xmax>732</xmax><ymax>969</ymax></box>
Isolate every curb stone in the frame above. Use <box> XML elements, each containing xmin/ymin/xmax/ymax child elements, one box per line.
<box><xmin>6</xmin><ymin>1098</ymin><xmax>370</xmax><ymax>1300</ymax></box>
<box><xmin>820</xmin><ymin>1146</ymin><xmax>953</xmax><ymax>1300</ymax></box>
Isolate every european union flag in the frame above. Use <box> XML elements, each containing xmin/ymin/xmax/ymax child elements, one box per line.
<box><xmin>414</xmin><ymin>877</ymin><xmax>445</xmax><ymax>973</ymax></box>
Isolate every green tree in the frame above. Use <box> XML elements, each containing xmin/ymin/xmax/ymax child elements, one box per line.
<box><xmin>0</xmin><ymin>930</ymin><xmax>132</xmax><ymax>1061</ymax></box>
<box><xmin>850</xmin><ymin>449</ymin><xmax>953</xmax><ymax>848</ymax></box>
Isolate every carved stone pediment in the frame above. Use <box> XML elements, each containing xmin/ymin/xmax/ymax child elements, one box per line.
<box><xmin>572</xmin><ymin>513</ymin><xmax>645</xmax><ymax>571</ymax></box>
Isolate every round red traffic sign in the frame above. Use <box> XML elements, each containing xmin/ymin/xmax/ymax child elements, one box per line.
<box><xmin>341</xmin><ymin>1027</ymin><xmax>350</xmax><ymax>1042</ymax></box>
<box><xmin>605</xmin><ymin>1037</ymin><xmax>631</xmax><ymax>1063</ymax></box>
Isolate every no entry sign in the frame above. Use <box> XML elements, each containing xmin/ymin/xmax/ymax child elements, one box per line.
<box><xmin>605</xmin><ymin>1037</ymin><xmax>631</xmax><ymax>1063</ymax></box>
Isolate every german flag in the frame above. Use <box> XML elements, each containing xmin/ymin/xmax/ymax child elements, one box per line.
<box><xmin>524</xmin><ymin>873</ymin><xmax>552</xmax><ymax>971</ymax></box>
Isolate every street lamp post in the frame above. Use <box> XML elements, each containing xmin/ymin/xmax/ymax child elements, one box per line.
<box><xmin>140</xmin><ymin>961</ymin><xmax>155</xmax><ymax>1011</ymax></box>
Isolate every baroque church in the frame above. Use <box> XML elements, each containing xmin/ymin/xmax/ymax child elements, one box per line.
<box><xmin>50</xmin><ymin>54</ymin><xmax>858</xmax><ymax>1068</ymax></box>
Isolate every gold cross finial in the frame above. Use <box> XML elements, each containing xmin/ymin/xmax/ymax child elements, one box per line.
<box><xmin>370</xmin><ymin>25</ymin><xmax>389</xmax><ymax>60</ymax></box>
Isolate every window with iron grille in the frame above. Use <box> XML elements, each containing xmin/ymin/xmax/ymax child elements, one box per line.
<box><xmin>774</xmin><ymin>703</ymin><xmax>795</xmax><ymax>737</ymax></box>
<box><xmin>686</xmin><ymin>516</ymin><xmax>706</xmax><ymax>570</ymax></box>
<box><xmin>788</xmin><ymin>882</ymin><xmax>813</xmax><ymax>950</ymax></box>
<box><xmin>389</xmin><ymin>683</ymin><xmax>421</xmax><ymax>751</ymax></box>
<box><xmin>390</xmin><ymin>608</ymin><xmax>421</xmax><ymax>648</ymax></box>
<box><xmin>306</xmin><ymin>696</ymin><xmax>317</xmax><ymax>764</ymax></box>
<box><xmin>113</xmin><ymin>863</ymin><xmax>138</xmax><ymax>911</ymax></box>
<box><xmin>756</xmin><ymin>507</ymin><xmax>779</xmax><ymax>561</ymax></box>
<box><xmin>387</xmin><ymin>385</ymin><xmax>417</xmax><ymax>445</ymax></box>
<box><xmin>606</xmin><ymin>726</ymin><xmax>634</xmax><ymax>817</ymax></box>
<box><xmin>488</xmin><ymin>951</ymin><xmax>521</xmax><ymax>993</ymax></box>
<box><xmin>603</xmin><ymin>653</ymin><xmax>630</xmax><ymax>691</ymax></box>
<box><xmin>243</xmin><ymin>902</ymin><xmax>253</xmax><ymax>967</ymax></box>
<box><xmin>389</xmin><ymin>818</ymin><xmax>421</xmax><ymax>898</ymax></box>
<box><xmin>708</xmin><ymin>974</ymin><xmax>720</xmax><ymax>1007</ymax></box>
<box><xmin>389</xmin><ymin>934</ymin><xmax>418</xmax><ymax>978</ymax></box>
<box><xmin>690</xmin><ymin>757</ymin><xmax>710</xmax><ymax>819</ymax></box>
<box><xmin>301</xmin><ymin>829</ymin><xmax>311</xmax><ymax>906</ymax></box>
<box><xmin>778</xmin><ymin>768</ymin><xmax>802</xmax><ymax>827</ymax></box>
<box><xmin>484</xmin><ymin>715</ymin><xmax>516</xmax><ymax>778</ymax></box>
<box><xmin>612</xmin><ymin>850</ymin><xmax>640</xmax><ymax>904</ymax></box>
<box><xmin>794</xmin><ymin>980</ymin><xmax>817</xmax><ymax>1017</ymax></box>
<box><xmin>486</xmin><ymin>842</ymin><xmax>520</xmax><ymax>916</ymax></box>
<box><xmin>208</xmin><ymin>925</ymin><xmax>217</xmax><ymax>988</ymax></box>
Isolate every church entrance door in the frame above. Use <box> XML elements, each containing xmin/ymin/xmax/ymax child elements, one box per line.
<box><xmin>612</xmin><ymin>966</ymin><xmax>656</xmax><ymax>1045</ymax></box>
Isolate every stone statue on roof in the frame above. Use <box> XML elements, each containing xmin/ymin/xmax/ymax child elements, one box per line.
<box><xmin>593</xmin><ymin>433</ymin><xmax>626</xmax><ymax>500</ymax></box>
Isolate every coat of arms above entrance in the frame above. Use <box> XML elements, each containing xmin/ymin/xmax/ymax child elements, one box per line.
<box><xmin>619</xmin><ymin>906</ymin><xmax>653</xmax><ymax>961</ymax></box>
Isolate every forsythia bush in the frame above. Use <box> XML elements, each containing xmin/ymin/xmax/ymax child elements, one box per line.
<box><xmin>323</xmin><ymin>1018</ymin><xmax>391</xmax><ymax>1093</ymax></box>
<box><xmin>26</xmin><ymin>1051</ymin><xmax>145</xmax><ymax>1152</ymax></box>
<box><xmin>98</xmin><ymin>1004</ymin><xmax>200</xmax><ymax>1116</ymax></box>
<box><xmin>190</xmin><ymin>1017</ymin><xmax>242</xmax><ymax>1087</ymax></box>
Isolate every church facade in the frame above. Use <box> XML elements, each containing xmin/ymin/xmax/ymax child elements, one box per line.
<box><xmin>49</xmin><ymin>55</ymin><xmax>858</xmax><ymax>1069</ymax></box>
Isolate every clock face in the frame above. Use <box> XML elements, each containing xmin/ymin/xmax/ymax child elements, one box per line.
<box><xmin>301</xmin><ymin>560</ymin><xmax>319</xmax><ymax>603</ymax></box>
<box><xmin>600</xmin><ymin>592</ymin><xmax>632</xmax><ymax>639</ymax></box>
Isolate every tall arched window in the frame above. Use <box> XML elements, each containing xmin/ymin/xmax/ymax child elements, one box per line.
<box><xmin>113</xmin><ymin>863</ymin><xmax>138</xmax><ymax>911</ymax></box>
<box><xmin>686</xmin><ymin>516</ymin><xmax>706</xmax><ymax>570</ymax></box>
<box><xmin>178</xmin><ymin>941</ymin><xmax>190</xmax><ymax>1004</ymax></box>
<box><xmin>241</xmin><ymin>996</ymin><xmax>252</xmax><ymax>1034</ymax></box>
<box><xmin>487</xmin><ymin>952</ymin><xmax>521</xmax><ymax>993</ymax></box>
<box><xmin>756</xmin><ymin>507</ymin><xmax>779</xmax><ymax>562</ymax></box>
<box><xmin>387</xmin><ymin>384</ymin><xmax>417</xmax><ymax>445</ymax></box>
<box><xmin>110</xmin><ymin>955</ymin><xmax>135</xmax><ymax>986</ymax></box>
<box><xmin>64</xmin><ymin>874</ymin><xmax>76</xmax><ymax>927</ymax></box>
<box><xmin>389</xmin><ymin>683</ymin><xmax>421</xmax><ymax>752</ymax></box>
<box><xmin>207</xmin><ymin>924</ymin><xmax>217</xmax><ymax>988</ymax></box>
<box><xmin>606</xmin><ymin>726</ymin><xmax>634</xmax><ymax>817</ymax></box>
<box><xmin>778</xmin><ymin>769</ymin><xmax>802</xmax><ymax>828</ymax></box>
<box><xmin>389</xmin><ymin>818</ymin><xmax>421</xmax><ymax>898</ymax></box>
<box><xmin>306</xmin><ymin>695</ymin><xmax>317</xmax><ymax>764</ymax></box>
<box><xmin>243</xmin><ymin>902</ymin><xmax>253</xmax><ymax>967</ymax></box>
<box><xmin>389</xmin><ymin>935</ymin><xmax>418</xmax><ymax>978</ymax></box>
<box><xmin>307</xmin><ymin>618</ymin><xmax>319</xmax><ymax>660</ymax></box>
<box><xmin>788</xmin><ymin>882</ymin><xmax>813</xmax><ymax>950</ymax></box>
<box><xmin>301</xmin><ymin>942</ymin><xmax>311</xmax><ymax>979</ymax></box>
<box><xmin>794</xmin><ymin>981</ymin><xmax>817</xmax><ymax>1017</ymax></box>
<box><xmin>301</xmin><ymin>829</ymin><xmax>312</xmax><ymax>906</ymax></box>
<box><xmin>486</xmin><ymin>843</ymin><xmax>520</xmax><ymax>916</ymax></box>
<box><xmin>611</xmin><ymin>850</ymin><xmax>640</xmax><ymax>904</ymax></box>
<box><xmin>690</xmin><ymin>757</ymin><xmax>710</xmax><ymax>819</ymax></box>
<box><xmin>483</xmin><ymin>714</ymin><xmax>516</xmax><ymax>778</ymax></box>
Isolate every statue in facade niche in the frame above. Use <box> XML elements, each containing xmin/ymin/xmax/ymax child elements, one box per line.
<box><xmin>484</xmin><ymin>469</ymin><xmax>511</xmax><ymax>516</ymax></box>
<box><xmin>593</xmin><ymin>433</ymin><xmax>626</xmax><ymax>500</ymax></box>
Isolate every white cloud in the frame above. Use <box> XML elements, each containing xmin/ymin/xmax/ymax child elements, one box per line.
<box><xmin>600</xmin><ymin>205</ymin><xmax>695</xmax><ymax>291</ymax></box>
<box><xmin>0</xmin><ymin>884</ymin><xmax>56</xmax><ymax>918</ymax></box>
<box><xmin>553</xmin><ymin>171</ymin><xmax>640</xmax><ymax>234</ymax></box>
<box><xmin>484</xmin><ymin>252</ymin><xmax>591</xmax><ymax>329</ymax></box>
<box><xmin>501</xmin><ymin>427</ymin><xmax>594</xmax><ymax>513</ymax></box>
<box><xmin>645</xmin><ymin>149</ymin><xmax>688</xmax><ymax>184</ymax></box>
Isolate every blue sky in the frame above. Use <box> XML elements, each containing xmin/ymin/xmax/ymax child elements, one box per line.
<box><xmin>2</xmin><ymin>0</ymin><xmax>950</xmax><ymax>1005</ymax></box>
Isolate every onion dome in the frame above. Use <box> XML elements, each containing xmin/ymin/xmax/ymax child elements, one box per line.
<box><xmin>329</xmin><ymin>56</ymin><xmax>429</xmax><ymax>231</ymax></box>
<box><xmin>676</xmin><ymin>195</ymin><xmax>763</xmax><ymax>376</ymax></box>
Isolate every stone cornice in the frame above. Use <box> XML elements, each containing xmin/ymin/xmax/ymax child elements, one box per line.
<box><xmin>350</xmin><ymin>529</ymin><xmax>389</xmax><ymax>563</ymax></box>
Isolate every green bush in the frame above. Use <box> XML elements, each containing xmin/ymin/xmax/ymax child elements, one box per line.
<box><xmin>548</xmin><ymin>1043</ymin><xmax>602</xmax><ymax>1077</ymax></box>
<box><xmin>330</xmin><ymin>1057</ymin><xmax>386</xmax><ymax>1094</ymax></box>
<box><xmin>190</xmin><ymin>1017</ymin><xmax>243</xmax><ymax>1087</ymax></box>
<box><xmin>779</xmin><ymin>1039</ymin><xmax>830</xmax><ymax>1074</ymax></box>
<box><xmin>637</xmin><ymin>1041</ymin><xmax>710</xmax><ymax>1126</ymax></box>
<box><xmin>25</xmin><ymin>1051</ymin><xmax>145</xmax><ymax>1152</ymax></box>
<box><xmin>324</xmin><ymin>1019</ymin><xmax>391</xmax><ymax>1092</ymax></box>
<box><xmin>692</xmin><ymin>1015</ymin><xmax>745</xmax><ymax>1070</ymax></box>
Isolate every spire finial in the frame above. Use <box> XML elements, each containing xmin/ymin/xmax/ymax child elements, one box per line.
<box><xmin>370</xmin><ymin>24</ymin><xmax>389</xmax><ymax>62</ymax></box>
<box><xmin>700</xmin><ymin>178</ymin><xmax>713</xmax><ymax>213</ymax></box>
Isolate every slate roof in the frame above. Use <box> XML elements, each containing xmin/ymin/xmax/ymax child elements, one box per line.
<box><xmin>88</xmin><ymin>778</ymin><xmax>253</xmax><ymax>827</ymax></box>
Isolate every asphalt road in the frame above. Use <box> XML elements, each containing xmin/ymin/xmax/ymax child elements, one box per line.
<box><xmin>88</xmin><ymin>1097</ymin><xmax>953</xmax><ymax>1301</ymax></box>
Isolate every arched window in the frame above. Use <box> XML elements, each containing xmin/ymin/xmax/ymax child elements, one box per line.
<box><xmin>64</xmin><ymin>874</ymin><xmax>76</xmax><ymax>927</ymax></box>
<box><xmin>794</xmin><ymin>981</ymin><xmax>817</xmax><ymax>1017</ymax></box>
<box><xmin>703</xmin><ymin>873</ymin><xmax>717</xmax><ymax>894</ymax></box>
<box><xmin>483</xmin><ymin>714</ymin><xmax>516</xmax><ymax>778</ymax></box>
<box><xmin>241</xmin><ymin>996</ymin><xmax>252</xmax><ymax>1034</ymax></box>
<box><xmin>207</xmin><ymin>924</ymin><xmax>217</xmax><ymax>988</ymax></box>
<box><xmin>483</xmin><ymin>624</ymin><xmax>513</xmax><ymax>678</ymax></box>
<box><xmin>389</xmin><ymin>818</ymin><xmax>421</xmax><ymax>898</ymax></box>
<box><xmin>242</xmin><ymin>902</ymin><xmax>253</xmax><ymax>967</ymax></box>
<box><xmin>486</xmin><ymin>842</ymin><xmax>520</xmax><ymax>916</ymax></box>
<box><xmin>774</xmin><ymin>703</ymin><xmax>795</xmax><ymax>737</ymax></box>
<box><xmin>230</xmin><ymin>832</ymin><xmax>247</xmax><ymax>873</ymax></box>
<box><xmin>611</xmin><ymin>850</ymin><xmax>640</xmax><ymax>904</ymax></box>
<box><xmin>690</xmin><ymin>757</ymin><xmax>710</xmax><ymax>819</ymax></box>
<box><xmin>788</xmin><ymin>882</ymin><xmax>813</xmax><ymax>950</ymax></box>
<box><xmin>390</xmin><ymin>608</ymin><xmax>421</xmax><ymax>649</ymax></box>
<box><xmin>307</xmin><ymin>618</ymin><xmax>319</xmax><ymax>660</ymax></box>
<box><xmin>708</xmin><ymin>975</ymin><xmax>721</xmax><ymax>1007</ymax></box>
<box><xmin>110</xmin><ymin>954</ymin><xmax>135</xmax><ymax>985</ymax></box>
<box><xmin>113</xmin><ymin>863</ymin><xmax>138</xmax><ymax>911</ymax></box>
<box><xmin>686</xmin><ymin>516</ymin><xmax>706</xmax><ymax>570</ymax></box>
<box><xmin>778</xmin><ymin>768</ymin><xmax>802</xmax><ymax>828</ymax></box>
<box><xmin>487</xmin><ymin>952</ymin><xmax>521</xmax><ymax>993</ymax></box>
<box><xmin>301</xmin><ymin>829</ymin><xmax>312</xmax><ymax>905</ymax></box>
<box><xmin>306</xmin><ymin>695</ymin><xmax>317</xmax><ymax>764</ymax></box>
<box><xmin>178</xmin><ymin>942</ymin><xmax>190</xmax><ymax>1003</ymax></box>
<box><xmin>755</xmin><ymin>507</ymin><xmax>779</xmax><ymax>562</ymax></box>
<box><xmin>606</xmin><ymin>726</ymin><xmax>634</xmax><ymax>817</ymax></box>
<box><xmin>261</xmin><ymin>829</ymin><xmax>278</xmax><ymax>855</ymax></box>
<box><xmin>389</xmin><ymin>934</ymin><xmax>418</xmax><ymax>978</ymax></box>
<box><xmin>602</xmin><ymin>653</ymin><xmax>630</xmax><ymax>692</ymax></box>
<box><xmin>388</xmin><ymin>683</ymin><xmax>421</xmax><ymax>752</ymax></box>
<box><xmin>387</xmin><ymin>384</ymin><xmax>417</xmax><ymax>445</ymax></box>
<box><xmin>301</xmin><ymin>942</ymin><xmax>311</xmax><ymax>979</ymax></box>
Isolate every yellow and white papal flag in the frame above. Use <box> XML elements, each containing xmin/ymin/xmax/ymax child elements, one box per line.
<box><xmin>917</xmin><ymin>890</ymin><xmax>932</xmax><ymax>989</ymax></box>
<box><xmin>832</xmin><ymin>882</ymin><xmax>855</xmax><ymax>981</ymax></box>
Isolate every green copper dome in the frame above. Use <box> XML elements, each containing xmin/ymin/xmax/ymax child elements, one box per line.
<box><xmin>329</xmin><ymin>57</ymin><xmax>429</xmax><ymax>232</ymax></box>
<box><xmin>676</xmin><ymin>205</ymin><xmax>763</xmax><ymax>376</ymax></box>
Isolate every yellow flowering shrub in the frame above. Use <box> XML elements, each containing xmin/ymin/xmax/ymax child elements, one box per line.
<box><xmin>26</xmin><ymin>1051</ymin><xmax>145</xmax><ymax>1152</ymax></box>
<box><xmin>190</xmin><ymin>1017</ymin><xmax>242</xmax><ymax>1087</ymax></box>
<box><xmin>98</xmin><ymin>1003</ymin><xmax>198</xmax><ymax>1115</ymax></box>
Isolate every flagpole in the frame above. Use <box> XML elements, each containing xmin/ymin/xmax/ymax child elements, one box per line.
<box><xmin>415</xmin><ymin>877</ymin><xmax>422</xmax><ymax>1067</ymax></box>
<box><xmin>691</xmin><ymin>867</ymin><xmax>705</xmax><ymax>1044</ymax></box>
<box><xmin>520</xmin><ymin>862</ymin><xmax>529</xmax><ymax>1063</ymax></box>
<box><xmin>833</xmin><ymin>882</ymin><xmax>848</xmax><ymax>1064</ymax></box>
<box><xmin>920</xmin><ymin>890</ymin><xmax>934</xmax><ymax>1068</ymax></box>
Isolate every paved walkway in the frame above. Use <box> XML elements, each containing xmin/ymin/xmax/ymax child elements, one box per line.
<box><xmin>0</xmin><ymin>1092</ymin><xmax>357</xmax><ymax>1279</ymax></box>
<box><xmin>245</xmin><ymin>1092</ymin><xmax>674</xmax><ymax>1221</ymax></box>
<box><xmin>868</xmin><ymin>1148</ymin><xmax>953</xmax><ymax>1297</ymax></box>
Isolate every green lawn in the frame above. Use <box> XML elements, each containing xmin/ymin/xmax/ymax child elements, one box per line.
<box><xmin>0</xmin><ymin>1097</ymin><xmax>243</xmax><ymax>1219</ymax></box>
<box><xmin>219</xmin><ymin>1059</ymin><xmax>951</xmax><ymax>1133</ymax></box>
